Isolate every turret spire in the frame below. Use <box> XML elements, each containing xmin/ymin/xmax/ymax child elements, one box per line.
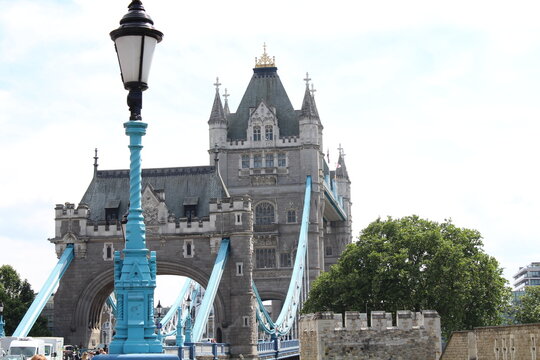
<box><xmin>223</xmin><ymin>88</ymin><xmax>230</xmax><ymax>115</ymax></box>
<box><xmin>300</xmin><ymin>73</ymin><xmax>319</xmax><ymax>120</ymax></box>
<box><xmin>336</xmin><ymin>144</ymin><xmax>349</xmax><ymax>180</ymax></box>
<box><xmin>208</xmin><ymin>77</ymin><xmax>227</xmax><ymax>125</ymax></box>
<box><xmin>93</xmin><ymin>148</ymin><xmax>99</xmax><ymax>177</ymax></box>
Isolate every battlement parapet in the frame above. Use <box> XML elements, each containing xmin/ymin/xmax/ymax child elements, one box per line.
<box><xmin>300</xmin><ymin>311</ymin><xmax>442</xmax><ymax>360</ymax></box>
<box><xmin>209</xmin><ymin>195</ymin><xmax>252</xmax><ymax>212</ymax></box>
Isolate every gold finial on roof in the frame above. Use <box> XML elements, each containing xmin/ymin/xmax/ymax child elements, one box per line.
<box><xmin>255</xmin><ymin>42</ymin><xmax>276</xmax><ymax>68</ymax></box>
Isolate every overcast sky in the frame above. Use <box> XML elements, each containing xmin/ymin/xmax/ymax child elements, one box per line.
<box><xmin>1</xmin><ymin>0</ymin><xmax>540</xmax><ymax>307</ymax></box>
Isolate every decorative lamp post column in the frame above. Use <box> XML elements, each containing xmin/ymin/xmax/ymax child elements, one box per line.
<box><xmin>184</xmin><ymin>296</ymin><xmax>192</xmax><ymax>344</ymax></box>
<box><xmin>0</xmin><ymin>302</ymin><xmax>5</xmax><ymax>338</ymax></box>
<box><xmin>108</xmin><ymin>0</ymin><xmax>163</xmax><ymax>354</ymax></box>
<box><xmin>175</xmin><ymin>307</ymin><xmax>184</xmax><ymax>347</ymax></box>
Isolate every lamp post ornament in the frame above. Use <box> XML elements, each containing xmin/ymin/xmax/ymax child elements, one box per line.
<box><xmin>184</xmin><ymin>296</ymin><xmax>192</xmax><ymax>344</ymax></box>
<box><xmin>0</xmin><ymin>302</ymin><xmax>5</xmax><ymax>338</ymax></box>
<box><xmin>107</xmin><ymin>0</ymin><xmax>164</xmax><ymax>355</ymax></box>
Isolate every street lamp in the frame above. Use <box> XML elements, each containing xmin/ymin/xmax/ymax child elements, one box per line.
<box><xmin>0</xmin><ymin>302</ymin><xmax>5</xmax><ymax>338</ymax></box>
<box><xmin>155</xmin><ymin>301</ymin><xmax>163</xmax><ymax>343</ymax></box>
<box><xmin>110</xmin><ymin>0</ymin><xmax>163</xmax><ymax>121</ymax></box>
<box><xmin>107</xmin><ymin>0</ymin><xmax>163</xmax><ymax>354</ymax></box>
<box><xmin>184</xmin><ymin>296</ymin><xmax>192</xmax><ymax>344</ymax></box>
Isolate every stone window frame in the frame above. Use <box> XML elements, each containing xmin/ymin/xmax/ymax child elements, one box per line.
<box><xmin>253</xmin><ymin>126</ymin><xmax>261</xmax><ymax>141</ymax></box>
<box><xmin>241</xmin><ymin>154</ymin><xmax>250</xmax><ymax>169</ymax></box>
<box><xmin>265</xmin><ymin>125</ymin><xmax>273</xmax><ymax>140</ymax></box>
<box><xmin>235</xmin><ymin>212</ymin><xmax>242</xmax><ymax>225</ymax></box>
<box><xmin>103</xmin><ymin>243</ymin><xmax>114</xmax><ymax>261</ymax></box>
<box><xmin>265</xmin><ymin>153</ymin><xmax>274</xmax><ymax>167</ymax></box>
<box><xmin>278</xmin><ymin>153</ymin><xmax>287</xmax><ymax>167</ymax></box>
<box><xmin>236</xmin><ymin>262</ymin><xmax>244</xmax><ymax>276</ymax></box>
<box><xmin>253</xmin><ymin>154</ymin><xmax>263</xmax><ymax>168</ymax></box>
<box><xmin>280</xmin><ymin>252</ymin><xmax>292</xmax><ymax>268</ymax></box>
<box><xmin>286</xmin><ymin>209</ymin><xmax>297</xmax><ymax>223</ymax></box>
<box><xmin>255</xmin><ymin>248</ymin><xmax>277</xmax><ymax>269</ymax></box>
<box><xmin>184</xmin><ymin>239</ymin><xmax>194</xmax><ymax>258</ymax></box>
<box><xmin>255</xmin><ymin>201</ymin><xmax>275</xmax><ymax>225</ymax></box>
<box><xmin>325</xmin><ymin>246</ymin><xmax>333</xmax><ymax>256</ymax></box>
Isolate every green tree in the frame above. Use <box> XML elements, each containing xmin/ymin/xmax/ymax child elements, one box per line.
<box><xmin>515</xmin><ymin>286</ymin><xmax>540</xmax><ymax>324</ymax></box>
<box><xmin>0</xmin><ymin>265</ymin><xmax>50</xmax><ymax>336</ymax></box>
<box><xmin>303</xmin><ymin>216</ymin><xmax>511</xmax><ymax>337</ymax></box>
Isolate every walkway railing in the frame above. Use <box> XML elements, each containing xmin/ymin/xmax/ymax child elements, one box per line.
<box><xmin>163</xmin><ymin>342</ymin><xmax>230</xmax><ymax>360</ymax></box>
<box><xmin>257</xmin><ymin>339</ymin><xmax>300</xmax><ymax>359</ymax></box>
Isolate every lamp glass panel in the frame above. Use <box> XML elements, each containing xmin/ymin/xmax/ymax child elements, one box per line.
<box><xmin>140</xmin><ymin>36</ymin><xmax>158</xmax><ymax>84</ymax></box>
<box><xmin>115</xmin><ymin>35</ymin><xmax>143</xmax><ymax>83</ymax></box>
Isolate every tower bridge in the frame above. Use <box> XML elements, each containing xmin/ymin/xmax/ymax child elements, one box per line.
<box><xmin>12</xmin><ymin>44</ymin><xmax>352</xmax><ymax>359</ymax></box>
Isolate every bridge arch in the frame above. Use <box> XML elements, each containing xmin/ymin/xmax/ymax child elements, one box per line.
<box><xmin>69</xmin><ymin>261</ymin><xmax>226</xmax><ymax>344</ymax></box>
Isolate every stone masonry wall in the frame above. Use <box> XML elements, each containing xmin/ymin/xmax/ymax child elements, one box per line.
<box><xmin>441</xmin><ymin>323</ymin><xmax>540</xmax><ymax>360</ymax></box>
<box><xmin>299</xmin><ymin>310</ymin><xmax>442</xmax><ymax>360</ymax></box>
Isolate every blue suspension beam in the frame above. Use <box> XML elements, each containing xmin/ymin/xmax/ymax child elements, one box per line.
<box><xmin>191</xmin><ymin>238</ymin><xmax>230</xmax><ymax>342</ymax></box>
<box><xmin>253</xmin><ymin>175</ymin><xmax>312</xmax><ymax>335</ymax></box>
<box><xmin>13</xmin><ymin>244</ymin><xmax>75</xmax><ymax>337</ymax></box>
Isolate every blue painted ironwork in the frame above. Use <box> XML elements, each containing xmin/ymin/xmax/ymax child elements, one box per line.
<box><xmin>13</xmin><ymin>244</ymin><xmax>74</xmax><ymax>337</ymax></box>
<box><xmin>108</xmin><ymin>120</ymin><xmax>162</xmax><ymax>354</ymax></box>
<box><xmin>252</xmin><ymin>176</ymin><xmax>311</xmax><ymax>336</ymax></box>
<box><xmin>106</xmin><ymin>295</ymin><xmax>117</xmax><ymax>317</ymax></box>
<box><xmin>257</xmin><ymin>339</ymin><xmax>300</xmax><ymax>359</ymax></box>
<box><xmin>175</xmin><ymin>307</ymin><xmax>184</xmax><ymax>347</ymax></box>
<box><xmin>191</xmin><ymin>238</ymin><xmax>230</xmax><ymax>342</ymax></box>
<box><xmin>0</xmin><ymin>313</ymin><xmax>5</xmax><ymax>338</ymax></box>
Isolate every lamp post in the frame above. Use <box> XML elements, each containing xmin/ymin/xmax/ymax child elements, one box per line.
<box><xmin>0</xmin><ymin>302</ymin><xmax>5</xmax><ymax>338</ymax></box>
<box><xmin>108</xmin><ymin>0</ymin><xmax>163</xmax><ymax>354</ymax></box>
<box><xmin>175</xmin><ymin>307</ymin><xmax>184</xmax><ymax>347</ymax></box>
<box><xmin>155</xmin><ymin>301</ymin><xmax>163</xmax><ymax>343</ymax></box>
<box><xmin>184</xmin><ymin>296</ymin><xmax>192</xmax><ymax>344</ymax></box>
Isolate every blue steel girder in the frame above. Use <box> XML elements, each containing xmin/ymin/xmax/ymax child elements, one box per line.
<box><xmin>13</xmin><ymin>244</ymin><xmax>75</xmax><ymax>337</ymax></box>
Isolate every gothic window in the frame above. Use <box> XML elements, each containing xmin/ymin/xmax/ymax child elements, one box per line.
<box><xmin>265</xmin><ymin>153</ymin><xmax>274</xmax><ymax>167</ymax></box>
<box><xmin>253</xmin><ymin>154</ymin><xmax>262</xmax><ymax>168</ymax></box>
<box><xmin>287</xmin><ymin>210</ymin><xmax>297</xmax><ymax>223</ymax></box>
<box><xmin>184</xmin><ymin>240</ymin><xmax>194</xmax><ymax>258</ymax></box>
<box><xmin>241</xmin><ymin>154</ymin><xmax>250</xmax><ymax>169</ymax></box>
<box><xmin>103</xmin><ymin>243</ymin><xmax>114</xmax><ymax>261</ymax></box>
<box><xmin>256</xmin><ymin>248</ymin><xmax>276</xmax><ymax>268</ymax></box>
<box><xmin>326</xmin><ymin>246</ymin><xmax>333</xmax><ymax>256</ymax></box>
<box><xmin>280</xmin><ymin>252</ymin><xmax>292</xmax><ymax>268</ymax></box>
<box><xmin>253</xmin><ymin>126</ymin><xmax>261</xmax><ymax>141</ymax></box>
<box><xmin>278</xmin><ymin>153</ymin><xmax>286</xmax><ymax>167</ymax></box>
<box><xmin>255</xmin><ymin>202</ymin><xmax>275</xmax><ymax>224</ymax></box>
<box><xmin>265</xmin><ymin>125</ymin><xmax>273</xmax><ymax>140</ymax></box>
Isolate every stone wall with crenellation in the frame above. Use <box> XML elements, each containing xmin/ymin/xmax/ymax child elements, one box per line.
<box><xmin>299</xmin><ymin>310</ymin><xmax>442</xmax><ymax>360</ymax></box>
<box><xmin>441</xmin><ymin>323</ymin><xmax>540</xmax><ymax>360</ymax></box>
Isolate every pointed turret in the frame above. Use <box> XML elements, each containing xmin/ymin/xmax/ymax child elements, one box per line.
<box><xmin>336</xmin><ymin>145</ymin><xmax>349</xmax><ymax>180</ymax></box>
<box><xmin>223</xmin><ymin>88</ymin><xmax>231</xmax><ymax>116</ymax></box>
<box><xmin>208</xmin><ymin>77</ymin><xmax>228</xmax><ymax>148</ymax></box>
<box><xmin>208</xmin><ymin>78</ymin><xmax>227</xmax><ymax>125</ymax></box>
<box><xmin>300</xmin><ymin>82</ymin><xmax>319</xmax><ymax>120</ymax></box>
<box><xmin>299</xmin><ymin>72</ymin><xmax>323</xmax><ymax>146</ymax></box>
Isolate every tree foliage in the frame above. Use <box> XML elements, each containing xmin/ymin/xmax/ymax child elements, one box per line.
<box><xmin>515</xmin><ymin>286</ymin><xmax>540</xmax><ymax>324</ymax></box>
<box><xmin>0</xmin><ymin>265</ymin><xmax>50</xmax><ymax>336</ymax></box>
<box><xmin>303</xmin><ymin>216</ymin><xmax>510</xmax><ymax>337</ymax></box>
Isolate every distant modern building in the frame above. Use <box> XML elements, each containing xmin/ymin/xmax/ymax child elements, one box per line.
<box><xmin>513</xmin><ymin>262</ymin><xmax>540</xmax><ymax>291</ymax></box>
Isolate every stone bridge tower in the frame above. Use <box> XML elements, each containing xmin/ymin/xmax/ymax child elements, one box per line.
<box><xmin>208</xmin><ymin>46</ymin><xmax>352</xmax><ymax>313</ymax></box>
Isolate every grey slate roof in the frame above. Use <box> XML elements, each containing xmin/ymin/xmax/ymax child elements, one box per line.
<box><xmin>227</xmin><ymin>67</ymin><xmax>299</xmax><ymax>140</ymax></box>
<box><xmin>80</xmin><ymin>166</ymin><xmax>226</xmax><ymax>222</ymax></box>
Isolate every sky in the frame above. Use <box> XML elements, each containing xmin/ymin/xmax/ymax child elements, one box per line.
<box><xmin>1</xmin><ymin>0</ymin><xmax>540</xmax><ymax>307</ymax></box>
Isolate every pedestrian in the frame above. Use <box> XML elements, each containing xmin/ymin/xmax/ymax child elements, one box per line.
<box><xmin>31</xmin><ymin>355</ymin><xmax>47</xmax><ymax>360</ymax></box>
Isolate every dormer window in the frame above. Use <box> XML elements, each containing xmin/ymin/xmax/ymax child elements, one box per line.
<box><xmin>183</xmin><ymin>197</ymin><xmax>199</xmax><ymax>222</ymax></box>
<box><xmin>105</xmin><ymin>199</ymin><xmax>121</xmax><ymax>225</ymax></box>
<box><xmin>265</xmin><ymin>125</ymin><xmax>273</xmax><ymax>140</ymax></box>
<box><xmin>253</xmin><ymin>126</ymin><xmax>261</xmax><ymax>141</ymax></box>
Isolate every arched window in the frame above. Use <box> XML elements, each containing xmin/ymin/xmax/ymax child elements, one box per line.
<box><xmin>253</xmin><ymin>126</ymin><xmax>261</xmax><ymax>141</ymax></box>
<box><xmin>255</xmin><ymin>202</ymin><xmax>275</xmax><ymax>224</ymax></box>
<box><xmin>265</xmin><ymin>125</ymin><xmax>273</xmax><ymax>140</ymax></box>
